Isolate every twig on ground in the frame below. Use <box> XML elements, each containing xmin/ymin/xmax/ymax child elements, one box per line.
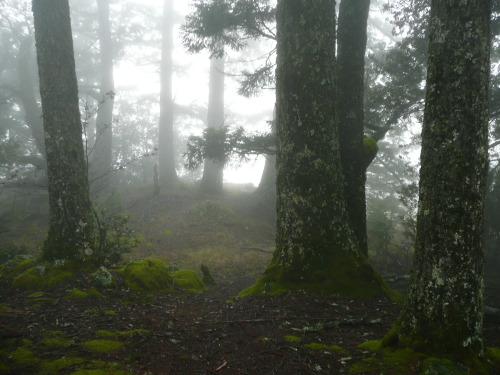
<box><xmin>215</xmin><ymin>360</ymin><xmax>228</xmax><ymax>372</ymax></box>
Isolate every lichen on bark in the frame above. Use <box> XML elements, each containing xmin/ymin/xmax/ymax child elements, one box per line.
<box><xmin>387</xmin><ymin>0</ymin><xmax>491</xmax><ymax>361</ymax></box>
<box><xmin>32</xmin><ymin>0</ymin><xmax>95</xmax><ymax>261</ymax></box>
<box><xmin>241</xmin><ymin>0</ymin><xmax>389</xmax><ymax>298</ymax></box>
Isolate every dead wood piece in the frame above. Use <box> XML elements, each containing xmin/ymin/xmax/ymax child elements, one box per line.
<box><xmin>240</xmin><ymin>246</ymin><xmax>273</xmax><ymax>254</ymax></box>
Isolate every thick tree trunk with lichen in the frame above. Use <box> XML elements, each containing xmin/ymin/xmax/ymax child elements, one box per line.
<box><xmin>391</xmin><ymin>0</ymin><xmax>491</xmax><ymax>359</ymax></box>
<box><xmin>158</xmin><ymin>0</ymin><xmax>179</xmax><ymax>190</ymax></box>
<box><xmin>32</xmin><ymin>0</ymin><xmax>95</xmax><ymax>261</ymax></box>
<box><xmin>337</xmin><ymin>0</ymin><xmax>370</xmax><ymax>256</ymax></box>
<box><xmin>240</xmin><ymin>0</ymin><xmax>388</xmax><ymax>297</ymax></box>
<box><xmin>200</xmin><ymin>57</ymin><xmax>225</xmax><ymax>195</ymax></box>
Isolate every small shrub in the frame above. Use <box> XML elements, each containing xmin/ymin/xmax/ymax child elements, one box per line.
<box><xmin>91</xmin><ymin>211</ymin><xmax>142</xmax><ymax>267</ymax></box>
<box><xmin>0</xmin><ymin>243</ymin><xmax>29</xmax><ymax>263</ymax></box>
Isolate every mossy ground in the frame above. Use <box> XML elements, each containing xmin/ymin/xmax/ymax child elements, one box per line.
<box><xmin>0</xmin><ymin>188</ymin><xmax>498</xmax><ymax>374</ymax></box>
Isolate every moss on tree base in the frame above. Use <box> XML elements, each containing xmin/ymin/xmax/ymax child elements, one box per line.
<box><xmin>350</xmin><ymin>338</ymin><xmax>500</xmax><ymax>375</ymax></box>
<box><xmin>381</xmin><ymin>321</ymin><xmax>497</xmax><ymax>372</ymax></box>
<box><xmin>238</xmin><ymin>252</ymin><xmax>397</xmax><ymax>299</ymax></box>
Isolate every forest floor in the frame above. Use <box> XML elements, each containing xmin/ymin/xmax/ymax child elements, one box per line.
<box><xmin>1</xmin><ymin>185</ymin><xmax>500</xmax><ymax>374</ymax></box>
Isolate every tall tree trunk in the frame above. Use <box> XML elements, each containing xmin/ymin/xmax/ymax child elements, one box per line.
<box><xmin>32</xmin><ymin>0</ymin><xmax>95</xmax><ymax>261</ymax></box>
<box><xmin>200</xmin><ymin>57</ymin><xmax>225</xmax><ymax>195</ymax></box>
<box><xmin>92</xmin><ymin>0</ymin><xmax>115</xmax><ymax>192</ymax></box>
<box><xmin>388</xmin><ymin>0</ymin><xmax>491</xmax><ymax>360</ymax></box>
<box><xmin>336</xmin><ymin>0</ymin><xmax>370</xmax><ymax>255</ymax></box>
<box><xmin>158</xmin><ymin>0</ymin><xmax>179</xmax><ymax>190</ymax></box>
<box><xmin>240</xmin><ymin>0</ymin><xmax>388</xmax><ymax>298</ymax></box>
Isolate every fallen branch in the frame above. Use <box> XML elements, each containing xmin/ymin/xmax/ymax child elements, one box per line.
<box><xmin>240</xmin><ymin>246</ymin><xmax>273</xmax><ymax>254</ymax></box>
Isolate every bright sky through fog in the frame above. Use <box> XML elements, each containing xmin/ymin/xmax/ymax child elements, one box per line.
<box><xmin>113</xmin><ymin>0</ymin><xmax>275</xmax><ymax>186</ymax></box>
<box><xmin>113</xmin><ymin>0</ymin><xmax>393</xmax><ymax>186</ymax></box>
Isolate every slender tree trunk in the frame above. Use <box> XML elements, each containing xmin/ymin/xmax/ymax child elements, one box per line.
<box><xmin>337</xmin><ymin>0</ymin><xmax>370</xmax><ymax>255</ymax></box>
<box><xmin>17</xmin><ymin>35</ymin><xmax>46</xmax><ymax>163</ymax></box>
<box><xmin>32</xmin><ymin>0</ymin><xmax>95</xmax><ymax>261</ymax></box>
<box><xmin>388</xmin><ymin>0</ymin><xmax>491</xmax><ymax>360</ymax></box>
<box><xmin>240</xmin><ymin>0</ymin><xmax>388</xmax><ymax>298</ymax></box>
<box><xmin>200</xmin><ymin>57</ymin><xmax>225</xmax><ymax>195</ymax></box>
<box><xmin>92</xmin><ymin>0</ymin><xmax>115</xmax><ymax>193</ymax></box>
<box><xmin>255</xmin><ymin>105</ymin><xmax>277</xmax><ymax>213</ymax></box>
<box><xmin>158</xmin><ymin>0</ymin><xmax>179</xmax><ymax>190</ymax></box>
<box><xmin>484</xmin><ymin>167</ymin><xmax>500</xmax><ymax>287</ymax></box>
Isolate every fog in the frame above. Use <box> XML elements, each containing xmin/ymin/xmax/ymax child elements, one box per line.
<box><xmin>1</xmin><ymin>1</ymin><xmax>500</xmax><ymax>373</ymax></box>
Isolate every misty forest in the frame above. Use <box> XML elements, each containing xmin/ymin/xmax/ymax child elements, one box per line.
<box><xmin>1</xmin><ymin>0</ymin><xmax>500</xmax><ymax>374</ymax></box>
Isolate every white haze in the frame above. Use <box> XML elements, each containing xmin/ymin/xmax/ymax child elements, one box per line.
<box><xmin>113</xmin><ymin>0</ymin><xmax>275</xmax><ymax>187</ymax></box>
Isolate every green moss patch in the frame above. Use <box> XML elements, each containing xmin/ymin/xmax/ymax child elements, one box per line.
<box><xmin>27</xmin><ymin>291</ymin><xmax>45</xmax><ymax>298</ymax></box>
<box><xmin>38</xmin><ymin>330</ymin><xmax>73</xmax><ymax>349</ymax></box>
<box><xmin>123</xmin><ymin>258</ymin><xmax>174</xmax><ymax>294</ymax></box>
<box><xmin>9</xmin><ymin>347</ymin><xmax>41</xmax><ymax>366</ymax></box>
<box><xmin>39</xmin><ymin>357</ymin><xmax>85</xmax><ymax>375</ymax></box>
<box><xmin>172</xmin><ymin>270</ymin><xmax>206</xmax><ymax>293</ymax></box>
<box><xmin>81</xmin><ymin>339</ymin><xmax>124</xmax><ymax>352</ymax></box>
<box><xmin>67</xmin><ymin>287</ymin><xmax>103</xmax><ymax>299</ymax></box>
<box><xmin>304</xmin><ymin>342</ymin><xmax>348</xmax><ymax>354</ymax></box>
<box><xmin>2</xmin><ymin>257</ymin><xmax>35</xmax><ymax>279</ymax></box>
<box><xmin>95</xmin><ymin>330</ymin><xmax>117</xmax><ymax>338</ymax></box>
<box><xmin>39</xmin><ymin>337</ymin><xmax>72</xmax><ymax>348</ymax></box>
<box><xmin>11</xmin><ymin>262</ymin><xmax>77</xmax><ymax>291</ymax></box>
<box><xmin>283</xmin><ymin>335</ymin><xmax>302</xmax><ymax>342</ymax></box>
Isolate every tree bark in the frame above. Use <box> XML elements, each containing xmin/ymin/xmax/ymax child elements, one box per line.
<box><xmin>200</xmin><ymin>57</ymin><xmax>225</xmax><ymax>195</ymax></box>
<box><xmin>158</xmin><ymin>0</ymin><xmax>179</xmax><ymax>190</ymax></box>
<box><xmin>337</xmin><ymin>0</ymin><xmax>371</xmax><ymax>255</ymax></box>
<box><xmin>390</xmin><ymin>0</ymin><xmax>491</xmax><ymax>360</ymax></box>
<box><xmin>240</xmin><ymin>0</ymin><xmax>388</xmax><ymax>298</ymax></box>
<box><xmin>32</xmin><ymin>0</ymin><xmax>95</xmax><ymax>261</ymax></box>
